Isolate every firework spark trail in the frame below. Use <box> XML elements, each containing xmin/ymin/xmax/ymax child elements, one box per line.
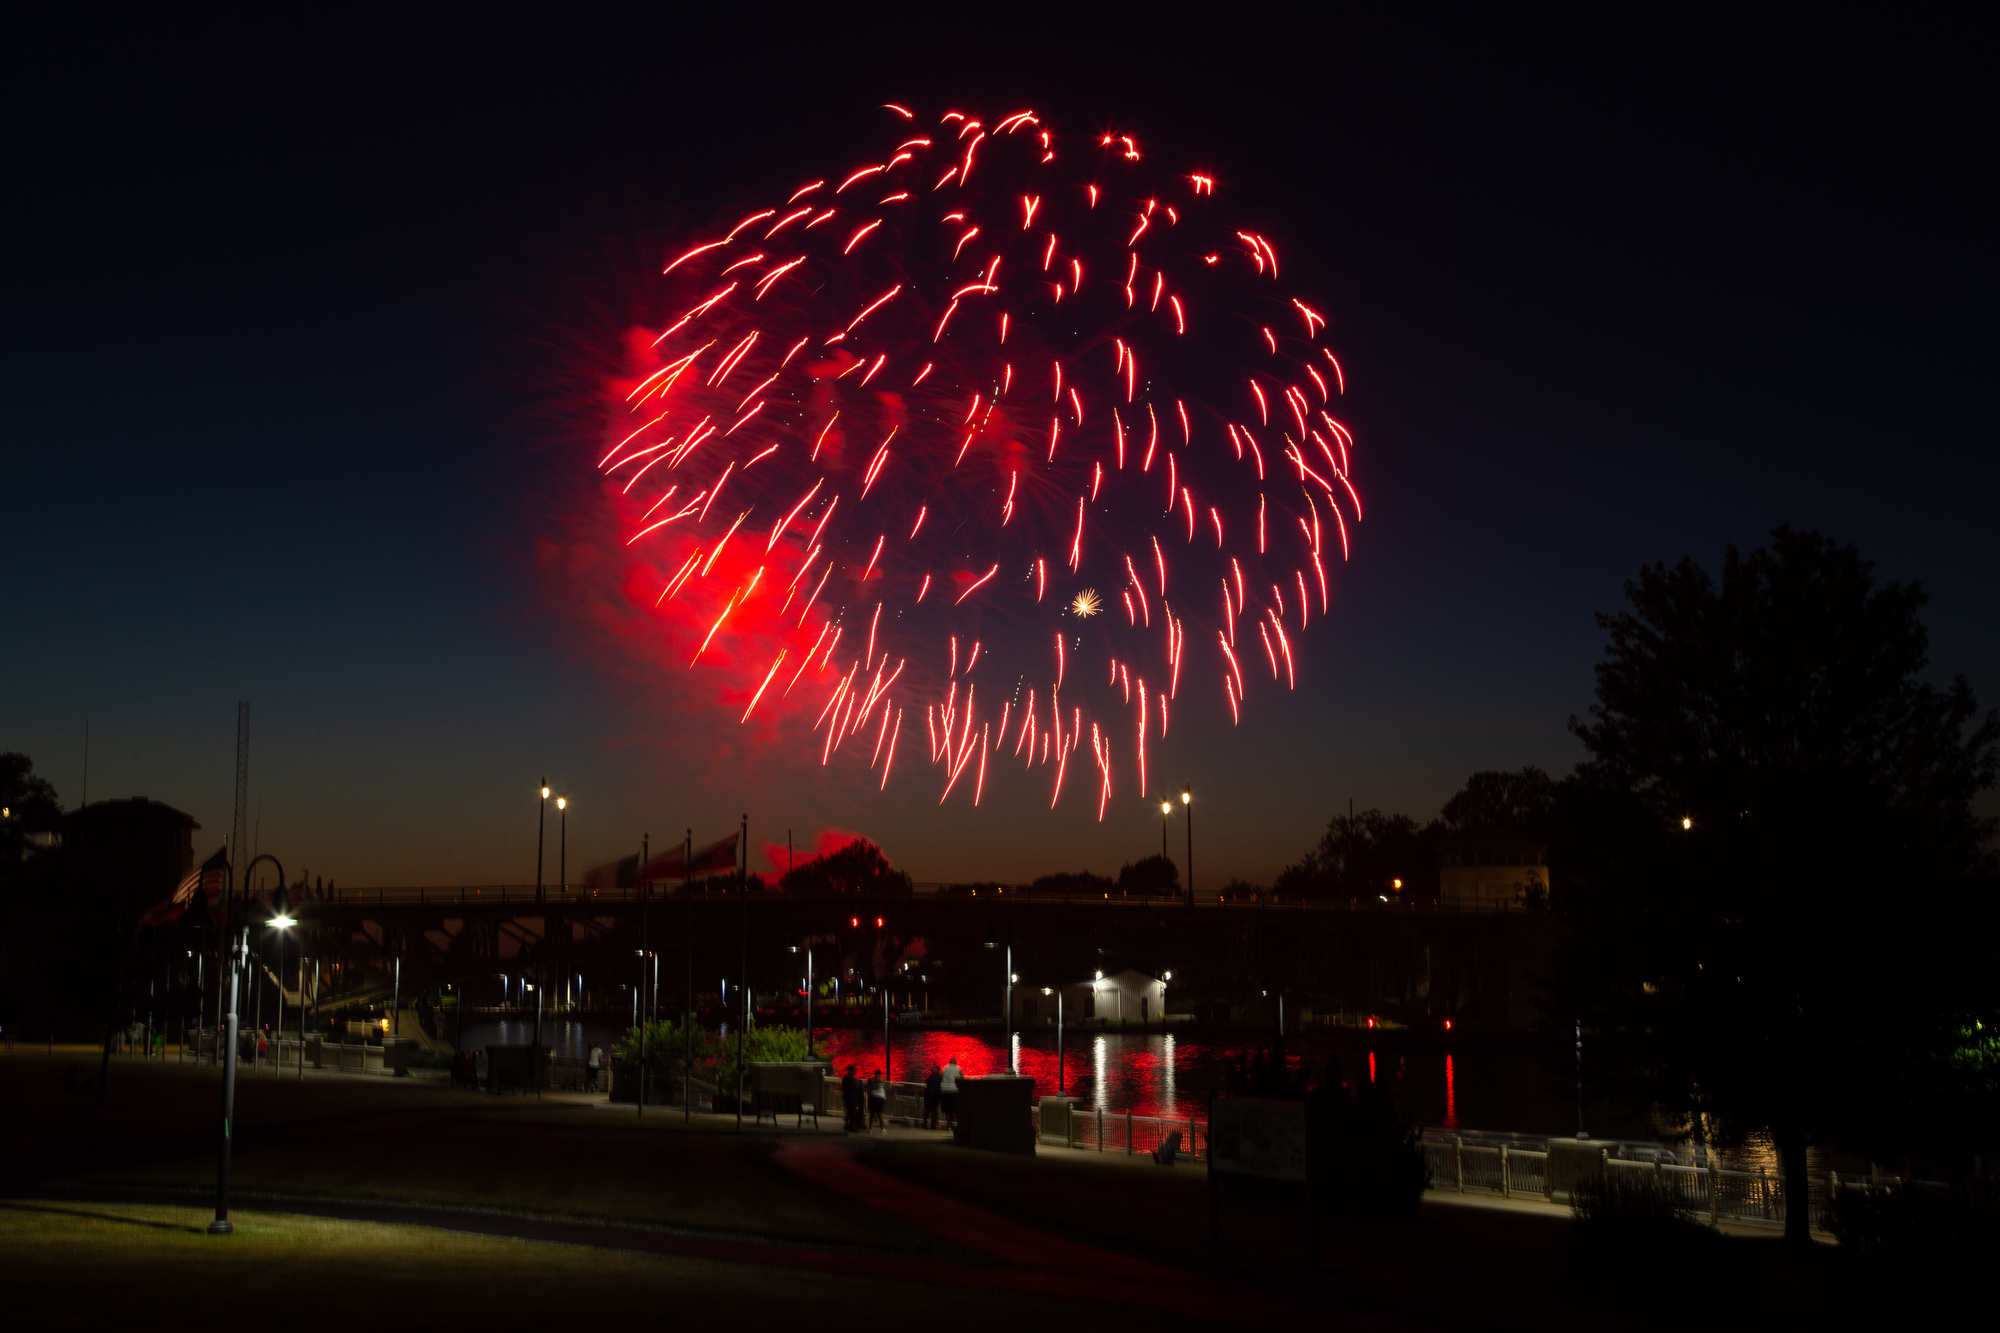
<box><xmin>596</xmin><ymin>104</ymin><xmax>1364</xmax><ymax>809</ymax></box>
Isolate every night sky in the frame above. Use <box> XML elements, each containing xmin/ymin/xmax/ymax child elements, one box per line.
<box><xmin>5</xmin><ymin>13</ymin><xmax>1991</xmax><ymax>888</ymax></box>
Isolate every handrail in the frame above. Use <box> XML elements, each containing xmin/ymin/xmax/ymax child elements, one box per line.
<box><xmin>294</xmin><ymin>883</ymin><xmax>1545</xmax><ymax>914</ymax></box>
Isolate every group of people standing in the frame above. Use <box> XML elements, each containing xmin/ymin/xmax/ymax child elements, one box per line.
<box><xmin>840</xmin><ymin>1056</ymin><xmax>965</xmax><ymax>1132</ymax></box>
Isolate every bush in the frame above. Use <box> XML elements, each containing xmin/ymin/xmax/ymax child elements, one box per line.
<box><xmin>1116</xmin><ymin>854</ymin><xmax>1179</xmax><ymax>892</ymax></box>
<box><xmin>1311</xmin><ymin>1078</ymin><xmax>1428</xmax><ymax>1221</ymax></box>
<box><xmin>614</xmin><ymin>1017</ymin><xmax>719</xmax><ymax>1087</ymax></box>
<box><xmin>1830</xmin><ymin>1183</ymin><xmax>1989</xmax><ymax>1320</ymax></box>
<box><xmin>1568</xmin><ymin>1171</ymin><xmax>1730</xmax><ymax>1306</ymax></box>
<box><xmin>1829</xmin><ymin>1180</ymin><xmax>1963</xmax><ymax>1253</ymax></box>
<box><xmin>1029</xmin><ymin>870</ymin><xmax>1114</xmax><ymax>896</ymax></box>
<box><xmin>714</xmin><ymin>1024</ymin><xmax>822</xmax><ymax>1094</ymax></box>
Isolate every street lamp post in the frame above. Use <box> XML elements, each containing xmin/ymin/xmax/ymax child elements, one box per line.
<box><xmin>268</xmin><ymin>890</ymin><xmax>296</xmax><ymax>1077</ymax></box>
<box><xmin>1044</xmin><ymin>987</ymin><xmax>1065</xmax><ymax>1094</ymax></box>
<box><xmin>635</xmin><ymin>948</ymin><xmax>649</xmax><ymax>1119</ymax></box>
<box><xmin>212</xmin><ymin>852</ymin><xmax>284</xmax><ymax>1235</ymax></box>
<box><xmin>537</xmin><ymin>781</ymin><xmax>549</xmax><ymax>904</ymax></box>
<box><xmin>558</xmin><ymin>795</ymin><xmax>568</xmax><ymax>893</ymax></box>
<box><xmin>1006</xmin><ymin>946</ymin><xmax>1015</xmax><ymax>1073</ymax></box>
<box><xmin>1182</xmin><ymin>785</ymin><xmax>1194</xmax><ymax>907</ymax></box>
<box><xmin>793</xmin><ymin>944</ymin><xmax>814</xmax><ymax>1057</ymax></box>
<box><xmin>1161</xmin><ymin>800</ymin><xmax>1172</xmax><ymax>864</ymax></box>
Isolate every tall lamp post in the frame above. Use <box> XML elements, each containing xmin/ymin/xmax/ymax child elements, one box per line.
<box><xmin>792</xmin><ymin>943</ymin><xmax>814</xmax><ymax>1056</ymax></box>
<box><xmin>267</xmin><ymin>888</ymin><xmax>296</xmax><ymax>1077</ymax></box>
<box><xmin>984</xmin><ymin>941</ymin><xmax>1014</xmax><ymax>1072</ymax></box>
<box><xmin>212</xmin><ymin>852</ymin><xmax>284</xmax><ymax>1235</ymax></box>
<box><xmin>557</xmin><ymin>795</ymin><xmax>569</xmax><ymax>893</ymax></box>
<box><xmin>1181</xmin><ymin>785</ymin><xmax>1194</xmax><ymax>907</ymax></box>
<box><xmin>536</xmin><ymin>780</ymin><xmax>549</xmax><ymax>904</ymax></box>
<box><xmin>1043</xmin><ymin>987</ymin><xmax>1065</xmax><ymax>1093</ymax></box>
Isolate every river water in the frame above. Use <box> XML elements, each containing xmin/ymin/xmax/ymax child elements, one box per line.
<box><xmin>453</xmin><ymin>1019</ymin><xmax>1648</xmax><ymax>1138</ymax></box>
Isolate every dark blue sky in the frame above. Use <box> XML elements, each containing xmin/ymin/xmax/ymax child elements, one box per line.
<box><xmin>4</xmin><ymin>12</ymin><xmax>1992</xmax><ymax>887</ymax></box>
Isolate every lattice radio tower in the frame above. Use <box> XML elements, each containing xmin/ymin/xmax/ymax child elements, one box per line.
<box><xmin>231</xmin><ymin>701</ymin><xmax>250</xmax><ymax>885</ymax></box>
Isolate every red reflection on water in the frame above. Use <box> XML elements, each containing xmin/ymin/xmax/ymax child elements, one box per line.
<box><xmin>809</xmin><ymin>1029</ymin><xmax>1228</xmax><ymax>1118</ymax></box>
<box><xmin>1443</xmin><ymin>1053</ymin><xmax>1457</xmax><ymax>1128</ymax></box>
<box><xmin>1368</xmin><ymin>1050</ymin><xmax>1376</xmax><ymax>1083</ymax></box>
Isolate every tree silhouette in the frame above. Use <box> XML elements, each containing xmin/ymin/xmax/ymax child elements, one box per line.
<box><xmin>1275</xmin><ymin>809</ymin><xmax>1439</xmax><ymax>902</ymax></box>
<box><xmin>1553</xmin><ymin>527</ymin><xmax>1998</xmax><ymax>1242</ymax></box>
<box><xmin>0</xmin><ymin>753</ymin><xmax>62</xmax><ymax>869</ymax></box>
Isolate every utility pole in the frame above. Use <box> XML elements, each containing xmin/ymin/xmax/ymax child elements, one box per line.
<box><xmin>1005</xmin><ymin>944</ymin><xmax>1014</xmax><ymax>1073</ymax></box>
<box><xmin>1183</xmin><ymin>785</ymin><xmax>1194</xmax><ymax>908</ymax></box>
<box><xmin>737</xmin><ymin>813</ymin><xmax>747</xmax><ymax>1132</ymax></box>
<box><xmin>684</xmin><ymin>828</ymin><xmax>693</xmax><ymax>1126</ymax></box>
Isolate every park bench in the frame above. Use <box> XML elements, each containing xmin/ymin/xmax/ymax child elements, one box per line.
<box><xmin>754</xmin><ymin>1089</ymin><xmax>818</xmax><ymax>1128</ymax></box>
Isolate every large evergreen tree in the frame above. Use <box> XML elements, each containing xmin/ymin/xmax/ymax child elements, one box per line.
<box><xmin>1554</xmin><ymin>527</ymin><xmax>1998</xmax><ymax>1241</ymax></box>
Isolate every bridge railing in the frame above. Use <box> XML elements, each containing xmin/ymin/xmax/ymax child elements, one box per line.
<box><xmin>299</xmin><ymin>883</ymin><xmax>1544</xmax><ymax>914</ymax></box>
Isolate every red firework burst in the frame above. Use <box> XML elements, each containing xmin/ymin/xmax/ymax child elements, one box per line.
<box><xmin>599</xmin><ymin>105</ymin><xmax>1361</xmax><ymax>819</ymax></box>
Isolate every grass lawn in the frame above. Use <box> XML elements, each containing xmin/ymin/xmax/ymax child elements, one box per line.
<box><xmin>2</xmin><ymin>1051</ymin><xmax>911</xmax><ymax>1249</ymax></box>
<box><xmin>0</xmin><ymin>1199</ymin><xmax>1062</xmax><ymax>1330</ymax></box>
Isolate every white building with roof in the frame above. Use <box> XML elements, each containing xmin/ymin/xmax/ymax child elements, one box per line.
<box><xmin>1014</xmin><ymin>969</ymin><xmax>1168</xmax><ymax>1026</ymax></box>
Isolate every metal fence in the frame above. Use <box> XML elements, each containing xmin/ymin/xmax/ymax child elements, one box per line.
<box><xmin>1031</xmin><ymin>1104</ymin><xmax>1207</xmax><ymax>1160</ymax></box>
<box><xmin>1422</xmin><ymin>1130</ymin><xmax>1932</xmax><ymax>1231</ymax></box>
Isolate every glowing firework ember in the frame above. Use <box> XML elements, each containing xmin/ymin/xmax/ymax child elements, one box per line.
<box><xmin>599</xmin><ymin>106</ymin><xmax>1361</xmax><ymax>818</ymax></box>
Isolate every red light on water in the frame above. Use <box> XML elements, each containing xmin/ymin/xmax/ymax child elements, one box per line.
<box><xmin>1367</xmin><ymin>1051</ymin><xmax>1376</xmax><ymax>1083</ymax></box>
<box><xmin>1443</xmin><ymin>1053</ymin><xmax>1457</xmax><ymax>1128</ymax></box>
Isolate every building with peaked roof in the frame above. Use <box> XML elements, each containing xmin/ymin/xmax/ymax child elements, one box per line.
<box><xmin>1014</xmin><ymin>968</ymin><xmax>1169</xmax><ymax>1026</ymax></box>
<box><xmin>1438</xmin><ymin>835</ymin><xmax>1547</xmax><ymax>910</ymax></box>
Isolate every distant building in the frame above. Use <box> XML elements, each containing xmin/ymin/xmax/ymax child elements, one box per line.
<box><xmin>1015</xmin><ymin>969</ymin><xmax>1167</xmax><ymax>1025</ymax></box>
<box><xmin>1438</xmin><ymin>836</ymin><xmax>1546</xmax><ymax>909</ymax></box>
<box><xmin>60</xmin><ymin>798</ymin><xmax>199</xmax><ymax>914</ymax></box>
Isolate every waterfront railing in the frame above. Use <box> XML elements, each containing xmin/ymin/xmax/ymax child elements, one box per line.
<box><xmin>1422</xmin><ymin>1130</ymin><xmax>1938</xmax><ymax>1231</ymax></box>
<box><xmin>291</xmin><ymin>882</ymin><xmax>1544</xmax><ymax>914</ymax></box>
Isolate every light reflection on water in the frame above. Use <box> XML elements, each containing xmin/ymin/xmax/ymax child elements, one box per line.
<box><xmin>449</xmin><ymin>1019</ymin><xmax>1645</xmax><ymax>1136</ymax></box>
<box><xmin>456</xmin><ymin>1019</ymin><xmax>623</xmax><ymax>1060</ymax></box>
<box><xmin>814</xmin><ymin>1029</ymin><xmax>1238</xmax><ymax>1121</ymax></box>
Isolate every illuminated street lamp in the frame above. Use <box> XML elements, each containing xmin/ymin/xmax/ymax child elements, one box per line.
<box><xmin>212</xmin><ymin>851</ymin><xmax>284</xmax><ymax>1235</ymax></box>
<box><xmin>536</xmin><ymin>780</ymin><xmax>550</xmax><ymax>904</ymax></box>
<box><xmin>267</xmin><ymin>887</ymin><xmax>297</xmax><ymax>1081</ymax></box>
<box><xmin>1681</xmin><ymin>816</ymin><xmax>1693</xmax><ymax>830</ymax></box>
<box><xmin>1181</xmin><ymin>785</ymin><xmax>1194</xmax><ymax>907</ymax></box>
<box><xmin>1160</xmin><ymin>799</ymin><xmax>1173</xmax><ymax>864</ymax></box>
<box><xmin>558</xmin><ymin>795</ymin><xmax>569</xmax><ymax>891</ymax></box>
<box><xmin>1043</xmin><ymin>986</ymin><xmax>1065</xmax><ymax>1093</ymax></box>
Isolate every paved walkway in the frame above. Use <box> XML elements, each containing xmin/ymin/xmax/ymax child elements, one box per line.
<box><xmin>772</xmin><ymin>1137</ymin><xmax>1346</xmax><ymax>1325</ymax></box>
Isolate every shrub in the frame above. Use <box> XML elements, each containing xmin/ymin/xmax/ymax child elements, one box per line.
<box><xmin>1029</xmin><ymin>870</ymin><xmax>1114</xmax><ymax>896</ymax></box>
<box><xmin>614</xmin><ymin>1017</ymin><xmax>719</xmax><ymax>1087</ymax></box>
<box><xmin>1568</xmin><ymin>1170</ymin><xmax>1729</xmax><ymax>1306</ymax></box>
<box><xmin>1830</xmin><ymin>1183</ymin><xmax>1989</xmax><ymax>1320</ymax></box>
<box><xmin>713</xmin><ymin>1023</ymin><xmax>822</xmax><ymax>1094</ymax></box>
<box><xmin>1116</xmin><ymin>854</ymin><xmax>1179</xmax><ymax>892</ymax></box>
<box><xmin>1311</xmin><ymin>1078</ymin><xmax>1428</xmax><ymax>1220</ymax></box>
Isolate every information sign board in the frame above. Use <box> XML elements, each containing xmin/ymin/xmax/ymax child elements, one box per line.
<box><xmin>1209</xmin><ymin>1096</ymin><xmax>1308</xmax><ymax>1183</ymax></box>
